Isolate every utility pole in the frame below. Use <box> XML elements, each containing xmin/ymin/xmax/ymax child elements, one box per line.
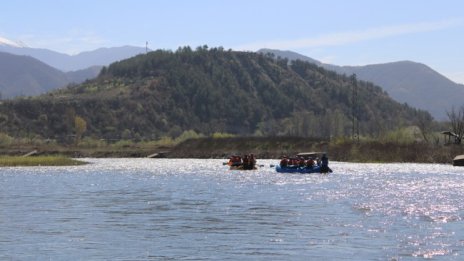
<box><xmin>351</xmin><ymin>74</ymin><xmax>359</xmax><ymax>142</ymax></box>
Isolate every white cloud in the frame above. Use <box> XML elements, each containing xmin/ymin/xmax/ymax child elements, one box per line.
<box><xmin>446</xmin><ymin>71</ymin><xmax>464</xmax><ymax>84</ymax></box>
<box><xmin>19</xmin><ymin>30</ymin><xmax>108</xmax><ymax>54</ymax></box>
<box><xmin>235</xmin><ymin>18</ymin><xmax>464</xmax><ymax>51</ymax></box>
<box><xmin>0</xmin><ymin>36</ymin><xmax>28</xmax><ymax>47</ymax></box>
<box><xmin>318</xmin><ymin>55</ymin><xmax>337</xmax><ymax>64</ymax></box>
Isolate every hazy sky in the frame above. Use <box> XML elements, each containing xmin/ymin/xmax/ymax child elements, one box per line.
<box><xmin>2</xmin><ymin>0</ymin><xmax>464</xmax><ymax>83</ymax></box>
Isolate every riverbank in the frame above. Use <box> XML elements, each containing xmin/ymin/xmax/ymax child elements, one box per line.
<box><xmin>0</xmin><ymin>143</ymin><xmax>167</xmax><ymax>158</ymax></box>
<box><xmin>0</xmin><ymin>137</ymin><xmax>462</xmax><ymax>164</ymax></box>
<box><xmin>169</xmin><ymin>137</ymin><xmax>464</xmax><ymax>164</ymax></box>
<box><xmin>0</xmin><ymin>155</ymin><xmax>87</xmax><ymax>167</ymax></box>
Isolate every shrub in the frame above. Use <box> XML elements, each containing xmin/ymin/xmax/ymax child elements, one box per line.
<box><xmin>211</xmin><ymin>132</ymin><xmax>236</xmax><ymax>139</ymax></box>
<box><xmin>0</xmin><ymin>132</ymin><xmax>13</xmax><ymax>146</ymax></box>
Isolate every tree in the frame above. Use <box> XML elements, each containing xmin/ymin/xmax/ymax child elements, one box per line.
<box><xmin>74</xmin><ymin>116</ymin><xmax>87</xmax><ymax>144</ymax></box>
<box><xmin>446</xmin><ymin>106</ymin><xmax>464</xmax><ymax>144</ymax></box>
<box><xmin>65</xmin><ymin>108</ymin><xmax>76</xmax><ymax>133</ymax></box>
<box><xmin>415</xmin><ymin>111</ymin><xmax>433</xmax><ymax>143</ymax></box>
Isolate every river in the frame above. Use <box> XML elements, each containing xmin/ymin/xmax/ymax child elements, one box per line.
<box><xmin>1</xmin><ymin>159</ymin><xmax>463</xmax><ymax>260</ymax></box>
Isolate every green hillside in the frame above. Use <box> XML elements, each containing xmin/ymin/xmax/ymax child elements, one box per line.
<box><xmin>0</xmin><ymin>52</ymin><xmax>69</xmax><ymax>98</ymax></box>
<box><xmin>0</xmin><ymin>47</ymin><xmax>431</xmax><ymax>142</ymax></box>
<box><xmin>259</xmin><ymin>48</ymin><xmax>464</xmax><ymax>120</ymax></box>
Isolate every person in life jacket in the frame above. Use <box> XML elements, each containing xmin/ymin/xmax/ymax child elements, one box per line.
<box><xmin>228</xmin><ymin>155</ymin><xmax>242</xmax><ymax>167</ymax></box>
<box><xmin>242</xmin><ymin>154</ymin><xmax>250</xmax><ymax>169</ymax></box>
<box><xmin>289</xmin><ymin>158</ymin><xmax>298</xmax><ymax>167</ymax></box>
<box><xmin>315</xmin><ymin>157</ymin><xmax>321</xmax><ymax>166</ymax></box>
<box><xmin>280</xmin><ymin>156</ymin><xmax>288</xmax><ymax>167</ymax></box>
<box><xmin>298</xmin><ymin>157</ymin><xmax>306</xmax><ymax>167</ymax></box>
<box><xmin>320</xmin><ymin>153</ymin><xmax>330</xmax><ymax>173</ymax></box>
<box><xmin>306</xmin><ymin>158</ymin><xmax>315</xmax><ymax>168</ymax></box>
<box><xmin>249</xmin><ymin>154</ymin><xmax>256</xmax><ymax>169</ymax></box>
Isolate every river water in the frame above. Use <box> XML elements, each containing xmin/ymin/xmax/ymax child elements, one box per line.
<box><xmin>1</xmin><ymin>159</ymin><xmax>463</xmax><ymax>260</ymax></box>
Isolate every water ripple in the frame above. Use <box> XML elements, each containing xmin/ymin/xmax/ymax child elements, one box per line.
<box><xmin>1</xmin><ymin>159</ymin><xmax>464</xmax><ymax>260</ymax></box>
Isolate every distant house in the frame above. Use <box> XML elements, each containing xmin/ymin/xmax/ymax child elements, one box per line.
<box><xmin>441</xmin><ymin>131</ymin><xmax>461</xmax><ymax>145</ymax></box>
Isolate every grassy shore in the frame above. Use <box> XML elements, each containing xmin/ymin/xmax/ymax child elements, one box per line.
<box><xmin>0</xmin><ymin>156</ymin><xmax>87</xmax><ymax>167</ymax></box>
<box><xmin>169</xmin><ymin>137</ymin><xmax>464</xmax><ymax>164</ymax></box>
<box><xmin>0</xmin><ymin>137</ymin><xmax>463</xmax><ymax>164</ymax></box>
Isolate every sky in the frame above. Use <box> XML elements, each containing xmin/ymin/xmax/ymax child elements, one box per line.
<box><xmin>1</xmin><ymin>0</ymin><xmax>464</xmax><ymax>83</ymax></box>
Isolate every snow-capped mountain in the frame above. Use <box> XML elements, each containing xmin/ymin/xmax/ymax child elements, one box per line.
<box><xmin>0</xmin><ymin>36</ymin><xmax>146</xmax><ymax>71</ymax></box>
<box><xmin>0</xmin><ymin>36</ymin><xmax>27</xmax><ymax>48</ymax></box>
<box><xmin>0</xmin><ymin>36</ymin><xmax>148</xmax><ymax>98</ymax></box>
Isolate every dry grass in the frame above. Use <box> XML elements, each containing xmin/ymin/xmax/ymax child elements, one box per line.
<box><xmin>0</xmin><ymin>156</ymin><xmax>87</xmax><ymax>167</ymax></box>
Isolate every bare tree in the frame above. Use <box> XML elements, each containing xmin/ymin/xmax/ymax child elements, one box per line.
<box><xmin>74</xmin><ymin>116</ymin><xmax>87</xmax><ymax>145</ymax></box>
<box><xmin>416</xmin><ymin>112</ymin><xmax>433</xmax><ymax>143</ymax></box>
<box><xmin>446</xmin><ymin>106</ymin><xmax>464</xmax><ymax>144</ymax></box>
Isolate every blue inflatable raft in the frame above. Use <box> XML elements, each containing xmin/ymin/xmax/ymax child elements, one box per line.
<box><xmin>275</xmin><ymin>164</ymin><xmax>332</xmax><ymax>174</ymax></box>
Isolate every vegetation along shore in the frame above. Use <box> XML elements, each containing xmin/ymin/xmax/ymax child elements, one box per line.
<box><xmin>0</xmin><ymin>48</ymin><xmax>463</xmax><ymax>164</ymax></box>
<box><xmin>1</xmin><ymin>136</ymin><xmax>463</xmax><ymax>165</ymax></box>
<box><xmin>0</xmin><ymin>155</ymin><xmax>87</xmax><ymax>167</ymax></box>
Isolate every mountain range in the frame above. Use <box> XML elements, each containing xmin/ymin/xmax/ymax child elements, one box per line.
<box><xmin>0</xmin><ymin>37</ymin><xmax>147</xmax><ymax>98</ymax></box>
<box><xmin>0</xmin><ymin>38</ymin><xmax>147</xmax><ymax>71</ymax></box>
<box><xmin>0</xmin><ymin>35</ymin><xmax>462</xmax><ymax>121</ymax></box>
<box><xmin>0</xmin><ymin>52</ymin><xmax>102</xmax><ymax>98</ymax></box>
<box><xmin>0</xmin><ymin>51</ymin><xmax>67</xmax><ymax>98</ymax></box>
<box><xmin>259</xmin><ymin>49</ymin><xmax>464</xmax><ymax>120</ymax></box>
<box><xmin>0</xmin><ymin>48</ymin><xmax>430</xmax><ymax>141</ymax></box>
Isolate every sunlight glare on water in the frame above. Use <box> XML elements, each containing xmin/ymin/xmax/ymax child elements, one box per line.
<box><xmin>1</xmin><ymin>159</ymin><xmax>464</xmax><ymax>260</ymax></box>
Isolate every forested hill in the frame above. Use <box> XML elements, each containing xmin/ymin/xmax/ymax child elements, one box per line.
<box><xmin>258</xmin><ymin>48</ymin><xmax>464</xmax><ymax>120</ymax></box>
<box><xmin>0</xmin><ymin>47</ymin><xmax>431</xmax><ymax>141</ymax></box>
